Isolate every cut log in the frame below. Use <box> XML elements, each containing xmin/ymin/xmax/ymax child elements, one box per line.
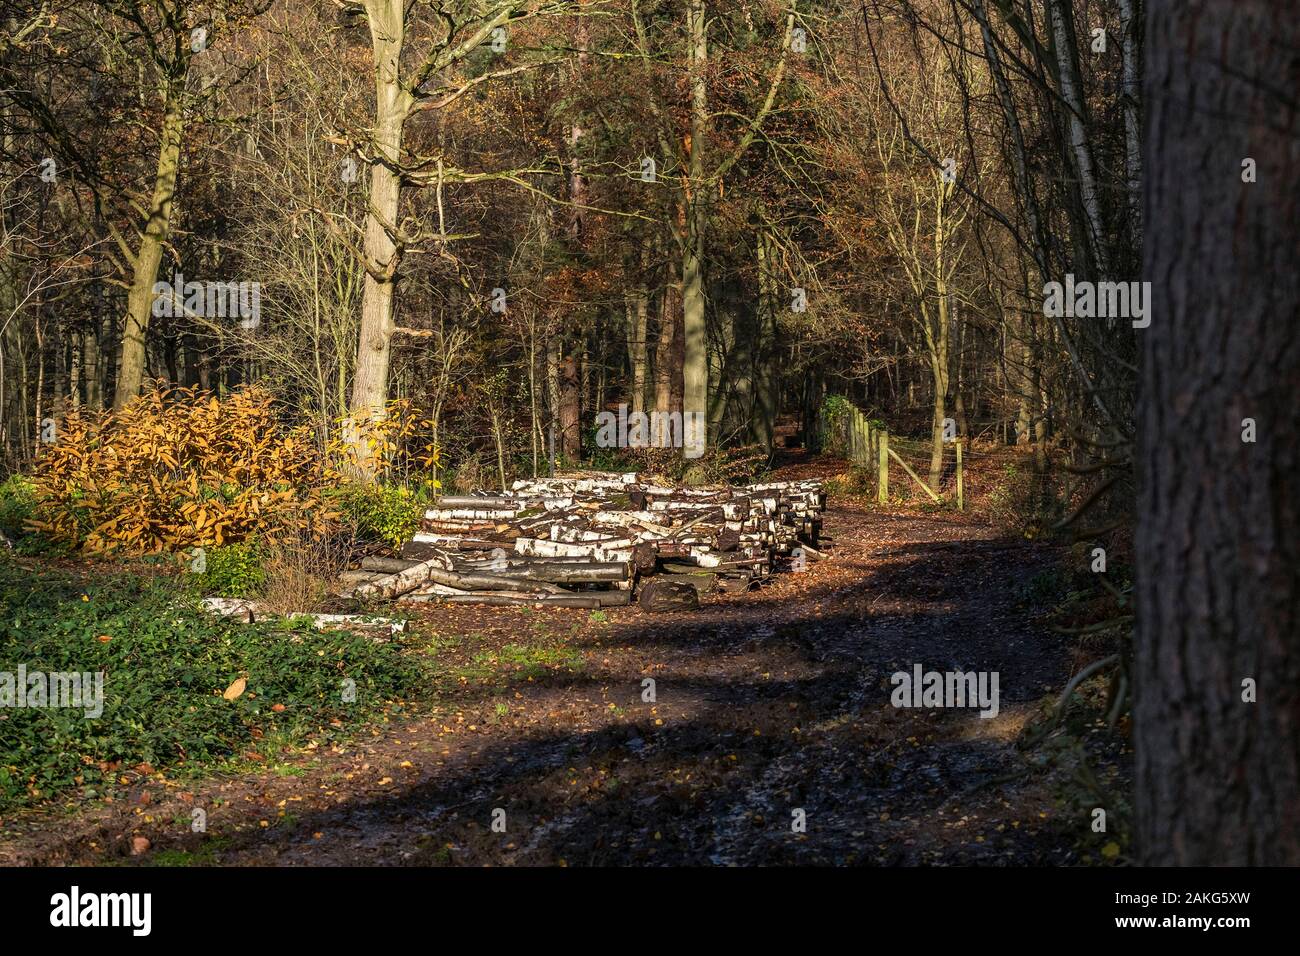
<box><xmin>384</xmin><ymin>473</ymin><xmax>824</xmax><ymax>609</ymax></box>
<box><xmin>288</xmin><ymin>613</ymin><xmax>406</xmax><ymax>635</ymax></box>
<box><xmin>338</xmin><ymin>569</ymin><xmax>388</xmax><ymax>585</ymax></box>
<box><xmin>638</xmin><ymin>579</ymin><xmax>700</xmax><ymax>612</ymax></box>
<box><xmin>424</xmin><ymin>507</ymin><xmax>522</xmax><ymax>521</ymax></box>
<box><xmin>406</xmin><ymin>535</ymin><xmax>515</xmax><ymax>554</ymax></box>
<box><xmin>435</xmin><ymin>569</ymin><xmax>567</xmax><ymax>594</ymax></box>
<box><xmin>352</xmin><ymin>553</ymin><xmax>455</xmax><ymax>600</ymax></box>
<box><xmin>434</xmin><ymin>495</ymin><xmax>518</xmax><ymax>509</ymax></box>
<box><xmin>360</xmin><ymin>556</ymin><xmax>420</xmax><ymax>573</ymax></box>
<box><xmin>480</xmin><ymin>562</ymin><xmax>630</xmax><ymax>583</ymax></box>
<box><xmin>514</xmin><ymin>537</ymin><xmax>634</xmax><ymax>564</ymax></box>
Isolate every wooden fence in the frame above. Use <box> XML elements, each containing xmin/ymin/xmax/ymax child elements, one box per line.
<box><xmin>820</xmin><ymin>402</ymin><xmax>964</xmax><ymax>510</ymax></box>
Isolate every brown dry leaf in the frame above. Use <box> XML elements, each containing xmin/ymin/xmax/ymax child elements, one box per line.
<box><xmin>222</xmin><ymin>676</ymin><xmax>247</xmax><ymax>701</ymax></box>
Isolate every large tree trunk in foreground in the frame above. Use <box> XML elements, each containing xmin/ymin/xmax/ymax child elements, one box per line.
<box><xmin>1136</xmin><ymin>0</ymin><xmax>1300</xmax><ymax>865</ymax></box>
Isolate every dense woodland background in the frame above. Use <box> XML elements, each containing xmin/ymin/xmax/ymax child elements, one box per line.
<box><xmin>0</xmin><ymin>0</ymin><xmax>1139</xmax><ymax>491</ymax></box>
<box><xmin>1</xmin><ymin>0</ymin><xmax>1296</xmax><ymax>865</ymax></box>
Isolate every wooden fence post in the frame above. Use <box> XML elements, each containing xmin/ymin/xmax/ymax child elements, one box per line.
<box><xmin>956</xmin><ymin>440</ymin><xmax>964</xmax><ymax>511</ymax></box>
<box><xmin>877</xmin><ymin>429</ymin><xmax>889</xmax><ymax>504</ymax></box>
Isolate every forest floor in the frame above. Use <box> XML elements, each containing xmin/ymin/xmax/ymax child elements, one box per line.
<box><xmin>0</xmin><ymin>454</ymin><xmax>1131</xmax><ymax>866</ymax></box>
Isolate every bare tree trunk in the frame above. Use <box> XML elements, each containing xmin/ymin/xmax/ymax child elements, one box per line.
<box><xmin>350</xmin><ymin>0</ymin><xmax>411</xmax><ymax>469</ymax></box>
<box><xmin>952</xmin><ymin>302</ymin><xmax>968</xmax><ymax>438</ymax></box>
<box><xmin>669</xmin><ymin>294</ymin><xmax>684</xmax><ymax>415</ymax></box>
<box><xmin>1136</xmin><ymin>0</ymin><xmax>1300</xmax><ymax>865</ymax></box>
<box><xmin>1119</xmin><ymin>0</ymin><xmax>1143</xmax><ymax>249</ymax></box>
<box><xmin>529</xmin><ymin>326</ymin><xmax>541</xmax><ymax>476</ymax></box>
<box><xmin>580</xmin><ymin>337</ymin><xmax>590</xmax><ymax>413</ymax></box>
<box><xmin>681</xmin><ymin>0</ymin><xmax>709</xmax><ymax>443</ymax></box>
<box><xmin>17</xmin><ymin>336</ymin><xmax>30</xmax><ymax>462</ymax></box>
<box><xmin>927</xmin><ymin>346</ymin><xmax>948</xmax><ymax>491</ymax></box>
<box><xmin>927</xmin><ymin>295</ymin><xmax>951</xmax><ymax>492</ymax></box>
<box><xmin>567</xmin><ymin>1</ymin><xmax>589</xmax><ymax>242</ymax></box>
<box><xmin>626</xmin><ymin>284</ymin><xmax>648</xmax><ymax>414</ymax></box>
<box><xmin>82</xmin><ymin>320</ymin><xmax>101</xmax><ymax>411</ymax></box>
<box><xmin>198</xmin><ymin>351</ymin><xmax>212</xmax><ymax>392</ymax></box>
<box><xmin>546</xmin><ymin>335</ymin><xmax>561</xmax><ymax>461</ymax></box>
<box><xmin>68</xmin><ymin>332</ymin><xmax>81</xmax><ymax>410</ymax></box>
<box><xmin>752</xmin><ymin>218</ymin><xmax>779</xmax><ymax>450</ymax></box>
<box><xmin>115</xmin><ymin>74</ymin><xmax>186</xmax><ymax>408</ymax></box>
<box><xmin>51</xmin><ymin>314</ymin><xmax>69</xmax><ymax>417</ymax></box>
<box><xmin>1049</xmin><ymin>0</ymin><xmax>1108</xmax><ymax>277</ymax></box>
<box><xmin>560</xmin><ymin>348</ymin><xmax>580</xmax><ymax>457</ymax></box>
<box><xmin>708</xmin><ymin>281</ymin><xmax>735</xmax><ymax>436</ymax></box>
<box><xmin>33</xmin><ymin>312</ymin><xmax>43</xmax><ymax>448</ymax></box>
<box><xmin>488</xmin><ymin>399</ymin><xmax>507</xmax><ymax>492</ymax></box>
<box><xmin>654</xmin><ymin>270</ymin><xmax>681</xmax><ymax>417</ymax></box>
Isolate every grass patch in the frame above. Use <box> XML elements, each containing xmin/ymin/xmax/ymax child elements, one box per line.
<box><xmin>145</xmin><ymin>836</ymin><xmax>234</xmax><ymax>868</ymax></box>
<box><xmin>0</xmin><ymin>555</ymin><xmax>428</xmax><ymax>812</ymax></box>
<box><xmin>448</xmin><ymin>641</ymin><xmax>586</xmax><ymax>685</ymax></box>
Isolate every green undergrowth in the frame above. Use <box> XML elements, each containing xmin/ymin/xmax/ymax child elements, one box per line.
<box><xmin>0</xmin><ymin>555</ymin><xmax>427</xmax><ymax>811</ymax></box>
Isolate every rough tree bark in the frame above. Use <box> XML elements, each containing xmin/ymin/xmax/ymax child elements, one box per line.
<box><xmin>625</xmin><ymin>281</ymin><xmax>648</xmax><ymax>414</ymax></box>
<box><xmin>1048</xmin><ymin>0</ymin><xmax>1108</xmax><ymax>277</ymax></box>
<box><xmin>681</xmin><ymin>0</ymin><xmax>709</xmax><ymax>441</ymax></box>
<box><xmin>1137</xmin><ymin>0</ymin><xmax>1300</xmax><ymax>865</ymax></box>
<box><xmin>347</xmin><ymin>0</ymin><xmax>534</xmax><ymax>475</ymax></box>
<box><xmin>654</xmin><ymin>262</ymin><xmax>683</xmax><ymax>430</ymax></box>
<box><xmin>752</xmin><ymin>216</ymin><xmax>779</xmax><ymax>450</ymax></box>
<box><xmin>349</xmin><ymin>0</ymin><xmax>409</xmax><ymax>449</ymax></box>
<box><xmin>115</xmin><ymin>73</ymin><xmax>187</xmax><ymax>408</ymax></box>
<box><xmin>559</xmin><ymin>350</ymin><xmax>580</xmax><ymax>457</ymax></box>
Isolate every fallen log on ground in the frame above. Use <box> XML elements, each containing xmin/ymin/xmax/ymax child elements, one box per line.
<box><xmin>362</xmin><ymin>553</ymin><xmax>629</xmax><ymax>583</ymax></box>
<box><xmin>199</xmin><ymin>598</ymin><xmax>404</xmax><ymax>633</ymax></box>
<box><xmin>352</xmin><ymin>554</ymin><xmax>454</xmax><ymax>600</ymax></box>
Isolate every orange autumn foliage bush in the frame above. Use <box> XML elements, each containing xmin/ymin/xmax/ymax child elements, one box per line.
<box><xmin>26</xmin><ymin>385</ymin><xmax>337</xmax><ymax>553</ymax></box>
<box><xmin>325</xmin><ymin>397</ymin><xmax>441</xmax><ymax>489</ymax></box>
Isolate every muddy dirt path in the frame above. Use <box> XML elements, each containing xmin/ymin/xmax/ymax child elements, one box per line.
<box><xmin>0</xmin><ymin>483</ymin><xmax>1114</xmax><ymax>866</ymax></box>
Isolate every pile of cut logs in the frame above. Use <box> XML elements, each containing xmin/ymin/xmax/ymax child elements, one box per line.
<box><xmin>338</xmin><ymin>473</ymin><xmax>827</xmax><ymax>611</ymax></box>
